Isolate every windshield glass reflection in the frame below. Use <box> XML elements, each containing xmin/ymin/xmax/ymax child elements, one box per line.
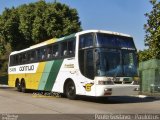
<box><xmin>96</xmin><ymin>49</ymin><xmax>122</xmax><ymax>77</ymax></box>
<box><xmin>122</xmin><ymin>50</ymin><xmax>137</xmax><ymax>77</ymax></box>
<box><xmin>95</xmin><ymin>48</ymin><xmax>137</xmax><ymax>77</ymax></box>
<box><xmin>96</xmin><ymin>33</ymin><xmax>135</xmax><ymax>49</ymax></box>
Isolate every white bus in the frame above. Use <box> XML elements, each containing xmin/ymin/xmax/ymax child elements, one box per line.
<box><xmin>8</xmin><ymin>30</ymin><xmax>139</xmax><ymax>99</ymax></box>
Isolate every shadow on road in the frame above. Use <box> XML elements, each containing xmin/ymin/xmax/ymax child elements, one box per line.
<box><xmin>0</xmin><ymin>86</ymin><xmax>159</xmax><ymax>104</ymax></box>
<box><xmin>76</xmin><ymin>95</ymin><xmax>160</xmax><ymax>104</ymax></box>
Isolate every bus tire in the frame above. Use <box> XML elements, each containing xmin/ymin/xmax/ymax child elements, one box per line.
<box><xmin>65</xmin><ymin>80</ymin><xmax>76</xmax><ymax>100</ymax></box>
<box><xmin>15</xmin><ymin>79</ymin><xmax>21</xmax><ymax>92</ymax></box>
<box><xmin>21</xmin><ymin>80</ymin><xmax>27</xmax><ymax>93</ymax></box>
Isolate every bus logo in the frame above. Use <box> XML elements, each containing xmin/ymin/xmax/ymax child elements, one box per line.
<box><xmin>84</xmin><ymin>83</ymin><xmax>93</xmax><ymax>92</ymax></box>
<box><xmin>19</xmin><ymin>65</ymin><xmax>34</xmax><ymax>71</ymax></box>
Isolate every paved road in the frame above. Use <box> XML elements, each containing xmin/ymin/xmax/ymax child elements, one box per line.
<box><xmin>0</xmin><ymin>85</ymin><xmax>160</xmax><ymax>120</ymax></box>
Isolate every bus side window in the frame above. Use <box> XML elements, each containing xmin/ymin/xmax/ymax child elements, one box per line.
<box><xmin>14</xmin><ymin>55</ymin><xmax>18</xmax><ymax>65</ymax></box>
<box><xmin>36</xmin><ymin>49</ymin><xmax>41</xmax><ymax>61</ymax></box>
<box><xmin>30</xmin><ymin>51</ymin><xmax>35</xmax><ymax>62</ymax></box>
<box><xmin>79</xmin><ymin>33</ymin><xmax>94</xmax><ymax>49</ymax></box>
<box><xmin>53</xmin><ymin>44</ymin><xmax>59</xmax><ymax>58</ymax></box>
<box><xmin>68</xmin><ymin>40</ymin><xmax>75</xmax><ymax>56</ymax></box>
<box><xmin>10</xmin><ymin>55</ymin><xmax>14</xmax><ymax>66</ymax></box>
<box><xmin>27</xmin><ymin>52</ymin><xmax>31</xmax><ymax>63</ymax></box>
<box><xmin>41</xmin><ymin>48</ymin><xmax>46</xmax><ymax>60</ymax></box>
<box><xmin>19</xmin><ymin>54</ymin><xmax>23</xmax><ymax>65</ymax></box>
<box><xmin>22</xmin><ymin>53</ymin><xmax>27</xmax><ymax>64</ymax></box>
<box><xmin>47</xmin><ymin>45</ymin><xmax>52</xmax><ymax>59</ymax></box>
<box><xmin>61</xmin><ymin>42</ymin><xmax>67</xmax><ymax>57</ymax></box>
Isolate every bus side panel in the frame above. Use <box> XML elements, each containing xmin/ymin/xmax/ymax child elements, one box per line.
<box><xmin>44</xmin><ymin>60</ymin><xmax>63</xmax><ymax>91</ymax></box>
<box><xmin>8</xmin><ymin>74</ymin><xmax>16</xmax><ymax>87</ymax></box>
<box><xmin>28</xmin><ymin>62</ymin><xmax>46</xmax><ymax>90</ymax></box>
<box><xmin>8</xmin><ymin>74</ymin><xmax>24</xmax><ymax>87</ymax></box>
<box><xmin>11</xmin><ymin>62</ymin><xmax>46</xmax><ymax>90</ymax></box>
<box><xmin>38</xmin><ymin>61</ymin><xmax>54</xmax><ymax>90</ymax></box>
<box><xmin>51</xmin><ymin>59</ymin><xmax>87</xmax><ymax>95</ymax></box>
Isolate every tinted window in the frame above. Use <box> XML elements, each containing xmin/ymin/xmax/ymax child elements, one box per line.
<box><xmin>59</xmin><ymin>39</ymin><xmax>76</xmax><ymax>58</ymax></box>
<box><xmin>122</xmin><ymin>51</ymin><xmax>137</xmax><ymax>77</ymax></box>
<box><xmin>96</xmin><ymin>33</ymin><xmax>135</xmax><ymax>49</ymax></box>
<box><xmin>35</xmin><ymin>48</ymin><xmax>46</xmax><ymax>61</ymax></box>
<box><xmin>96</xmin><ymin>34</ymin><xmax>117</xmax><ymax>47</ymax></box>
<box><xmin>19</xmin><ymin>54</ymin><xmax>23</xmax><ymax>64</ymax></box>
<box><xmin>9</xmin><ymin>56</ymin><xmax>14</xmax><ymax>66</ymax></box>
<box><xmin>79</xmin><ymin>33</ymin><xmax>94</xmax><ymax>49</ymax></box>
<box><xmin>78</xmin><ymin>49</ymin><xmax>94</xmax><ymax>80</ymax></box>
<box><xmin>22</xmin><ymin>53</ymin><xmax>27</xmax><ymax>64</ymax></box>
<box><xmin>118</xmin><ymin>38</ymin><xmax>135</xmax><ymax>48</ymax></box>
<box><xmin>61</xmin><ymin>42</ymin><xmax>68</xmax><ymax>56</ymax></box>
<box><xmin>52</xmin><ymin>44</ymin><xmax>59</xmax><ymax>58</ymax></box>
<box><xmin>68</xmin><ymin>40</ymin><xmax>75</xmax><ymax>55</ymax></box>
<box><xmin>36</xmin><ymin>49</ymin><xmax>41</xmax><ymax>61</ymax></box>
<box><xmin>14</xmin><ymin>55</ymin><xmax>18</xmax><ymax>65</ymax></box>
<box><xmin>96</xmin><ymin>49</ymin><xmax>122</xmax><ymax>77</ymax></box>
<box><xmin>9</xmin><ymin>37</ymin><xmax>76</xmax><ymax>66</ymax></box>
<box><xmin>85</xmin><ymin>50</ymin><xmax>94</xmax><ymax>79</ymax></box>
<box><xmin>46</xmin><ymin>45</ymin><xmax>52</xmax><ymax>59</ymax></box>
<box><xmin>30</xmin><ymin>51</ymin><xmax>36</xmax><ymax>62</ymax></box>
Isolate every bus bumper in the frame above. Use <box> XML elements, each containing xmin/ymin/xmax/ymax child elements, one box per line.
<box><xmin>95</xmin><ymin>84</ymin><xmax>139</xmax><ymax>97</ymax></box>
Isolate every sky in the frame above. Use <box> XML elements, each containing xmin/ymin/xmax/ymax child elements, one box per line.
<box><xmin>0</xmin><ymin>0</ymin><xmax>152</xmax><ymax>50</ymax></box>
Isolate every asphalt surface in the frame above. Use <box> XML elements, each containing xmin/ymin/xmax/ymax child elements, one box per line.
<box><xmin>0</xmin><ymin>85</ymin><xmax>160</xmax><ymax>120</ymax></box>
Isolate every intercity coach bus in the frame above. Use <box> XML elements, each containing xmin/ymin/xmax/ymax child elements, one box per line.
<box><xmin>8</xmin><ymin>30</ymin><xmax>139</xmax><ymax>99</ymax></box>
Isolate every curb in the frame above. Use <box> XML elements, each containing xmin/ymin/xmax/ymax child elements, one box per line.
<box><xmin>0</xmin><ymin>84</ymin><xmax>9</xmax><ymax>87</ymax></box>
<box><xmin>138</xmin><ymin>95</ymin><xmax>160</xmax><ymax>100</ymax></box>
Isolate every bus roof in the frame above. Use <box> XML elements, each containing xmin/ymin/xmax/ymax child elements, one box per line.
<box><xmin>10</xmin><ymin>30</ymin><xmax>132</xmax><ymax>55</ymax></box>
<box><xmin>76</xmin><ymin>30</ymin><xmax>132</xmax><ymax>38</ymax></box>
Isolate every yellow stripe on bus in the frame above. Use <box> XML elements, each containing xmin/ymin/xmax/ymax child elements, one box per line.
<box><xmin>8</xmin><ymin>62</ymin><xmax>46</xmax><ymax>90</ymax></box>
<box><xmin>26</xmin><ymin>62</ymin><xmax>46</xmax><ymax>90</ymax></box>
<box><xmin>46</xmin><ymin>38</ymin><xmax>57</xmax><ymax>44</ymax></box>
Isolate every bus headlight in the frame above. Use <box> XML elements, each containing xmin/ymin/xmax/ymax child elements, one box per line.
<box><xmin>104</xmin><ymin>88</ymin><xmax>112</xmax><ymax>95</ymax></box>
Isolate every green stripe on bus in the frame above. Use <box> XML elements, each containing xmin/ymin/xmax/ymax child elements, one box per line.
<box><xmin>44</xmin><ymin>60</ymin><xmax>63</xmax><ymax>91</ymax></box>
<box><xmin>38</xmin><ymin>61</ymin><xmax>54</xmax><ymax>90</ymax></box>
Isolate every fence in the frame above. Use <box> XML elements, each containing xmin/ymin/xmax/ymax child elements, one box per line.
<box><xmin>139</xmin><ymin>59</ymin><xmax>160</xmax><ymax>94</ymax></box>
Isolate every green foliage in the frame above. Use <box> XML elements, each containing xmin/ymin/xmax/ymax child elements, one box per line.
<box><xmin>144</xmin><ymin>0</ymin><xmax>160</xmax><ymax>59</ymax></box>
<box><xmin>0</xmin><ymin>43</ymin><xmax>11</xmax><ymax>76</ymax></box>
<box><xmin>0</xmin><ymin>1</ymin><xmax>82</xmax><ymax>51</ymax></box>
<box><xmin>0</xmin><ymin>41</ymin><xmax>5</xmax><ymax>55</ymax></box>
<box><xmin>0</xmin><ymin>1</ymin><xmax>82</xmax><ymax>76</ymax></box>
<box><xmin>138</xmin><ymin>49</ymin><xmax>152</xmax><ymax>62</ymax></box>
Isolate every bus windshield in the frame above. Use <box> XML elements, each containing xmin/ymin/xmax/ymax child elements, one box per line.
<box><xmin>78</xmin><ymin>32</ymin><xmax>138</xmax><ymax>79</ymax></box>
<box><xmin>95</xmin><ymin>49</ymin><xmax>121</xmax><ymax>77</ymax></box>
<box><xmin>95</xmin><ymin>48</ymin><xmax>138</xmax><ymax>77</ymax></box>
<box><xmin>96</xmin><ymin>33</ymin><xmax>135</xmax><ymax>49</ymax></box>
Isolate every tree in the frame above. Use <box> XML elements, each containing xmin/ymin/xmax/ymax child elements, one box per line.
<box><xmin>144</xmin><ymin>0</ymin><xmax>160</xmax><ymax>59</ymax></box>
<box><xmin>0</xmin><ymin>7</ymin><xmax>20</xmax><ymax>51</ymax></box>
<box><xmin>138</xmin><ymin>50</ymin><xmax>152</xmax><ymax>62</ymax></box>
<box><xmin>0</xmin><ymin>37</ymin><xmax>5</xmax><ymax>55</ymax></box>
<box><xmin>0</xmin><ymin>1</ymin><xmax>82</xmax><ymax>51</ymax></box>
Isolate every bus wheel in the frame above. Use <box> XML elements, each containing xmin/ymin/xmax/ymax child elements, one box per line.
<box><xmin>21</xmin><ymin>80</ymin><xmax>27</xmax><ymax>93</ymax></box>
<box><xmin>15</xmin><ymin>80</ymin><xmax>21</xmax><ymax>92</ymax></box>
<box><xmin>65</xmin><ymin>80</ymin><xmax>76</xmax><ymax>100</ymax></box>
